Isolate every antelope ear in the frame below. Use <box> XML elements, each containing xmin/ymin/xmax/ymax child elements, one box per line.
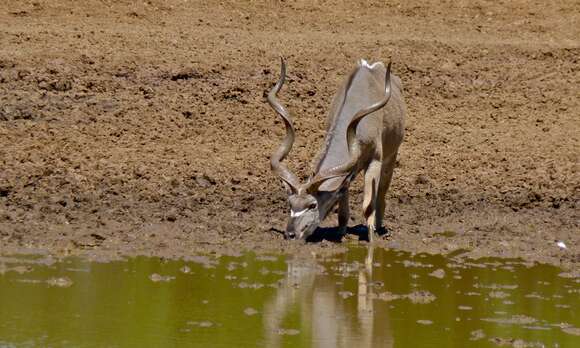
<box><xmin>316</xmin><ymin>176</ymin><xmax>346</xmax><ymax>192</ymax></box>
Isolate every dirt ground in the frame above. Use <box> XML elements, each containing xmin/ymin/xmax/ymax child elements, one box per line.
<box><xmin>0</xmin><ymin>1</ymin><xmax>578</xmax><ymax>268</ymax></box>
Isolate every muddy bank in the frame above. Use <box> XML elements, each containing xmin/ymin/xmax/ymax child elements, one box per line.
<box><xmin>0</xmin><ymin>1</ymin><xmax>578</xmax><ymax>267</ymax></box>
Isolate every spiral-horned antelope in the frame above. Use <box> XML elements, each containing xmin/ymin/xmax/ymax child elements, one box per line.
<box><xmin>268</xmin><ymin>58</ymin><xmax>405</xmax><ymax>242</ymax></box>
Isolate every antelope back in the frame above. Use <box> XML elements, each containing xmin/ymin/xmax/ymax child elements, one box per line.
<box><xmin>313</xmin><ymin>61</ymin><xmax>403</xmax><ymax>191</ymax></box>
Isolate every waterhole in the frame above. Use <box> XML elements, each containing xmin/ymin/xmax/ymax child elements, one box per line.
<box><xmin>0</xmin><ymin>246</ymin><xmax>578</xmax><ymax>347</ymax></box>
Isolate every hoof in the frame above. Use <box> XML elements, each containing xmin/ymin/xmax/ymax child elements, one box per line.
<box><xmin>369</xmin><ymin>226</ymin><xmax>391</xmax><ymax>242</ymax></box>
<box><xmin>379</xmin><ymin>226</ymin><xmax>392</xmax><ymax>238</ymax></box>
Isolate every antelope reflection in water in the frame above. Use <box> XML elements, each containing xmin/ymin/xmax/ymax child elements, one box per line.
<box><xmin>263</xmin><ymin>245</ymin><xmax>393</xmax><ymax>347</ymax></box>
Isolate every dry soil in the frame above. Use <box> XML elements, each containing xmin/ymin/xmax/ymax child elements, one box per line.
<box><xmin>0</xmin><ymin>1</ymin><xmax>578</xmax><ymax>268</ymax></box>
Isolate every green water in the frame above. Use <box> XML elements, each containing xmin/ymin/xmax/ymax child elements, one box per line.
<box><xmin>0</xmin><ymin>246</ymin><xmax>578</xmax><ymax>348</ymax></box>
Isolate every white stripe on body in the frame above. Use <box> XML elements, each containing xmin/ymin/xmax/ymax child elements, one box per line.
<box><xmin>360</xmin><ymin>59</ymin><xmax>381</xmax><ymax>69</ymax></box>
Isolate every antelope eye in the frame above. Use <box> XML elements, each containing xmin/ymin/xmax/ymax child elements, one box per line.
<box><xmin>308</xmin><ymin>202</ymin><xmax>317</xmax><ymax>210</ymax></box>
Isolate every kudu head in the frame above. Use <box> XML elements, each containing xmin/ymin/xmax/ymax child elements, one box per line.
<box><xmin>267</xmin><ymin>58</ymin><xmax>392</xmax><ymax>240</ymax></box>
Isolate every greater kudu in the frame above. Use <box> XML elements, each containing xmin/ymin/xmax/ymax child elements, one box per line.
<box><xmin>268</xmin><ymin>58</ymin><xmax>405</xmax><ymax>241</ymax></box>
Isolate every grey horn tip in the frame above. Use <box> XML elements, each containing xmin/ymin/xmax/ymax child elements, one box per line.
<box><xmin>279</xmin><ymin>57</ymin><xmax>287</xmax><ymax>75</ymax></box>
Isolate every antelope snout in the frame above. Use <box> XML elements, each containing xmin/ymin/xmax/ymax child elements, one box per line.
<box><xmin>285</xmin><ymin>220</ymin><xmax>297</xmax><ymax>239</ymax></box>
<box><xmin>285</xmin><ymin>220</ymin><xmax>317</xmax><ymax>241</ymax></box>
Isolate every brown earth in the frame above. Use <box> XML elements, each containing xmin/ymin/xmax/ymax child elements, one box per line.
<box><xmin>0</xmin><ymin>1</ymin><xmax>578</xmax><ymax>268</ymax></box>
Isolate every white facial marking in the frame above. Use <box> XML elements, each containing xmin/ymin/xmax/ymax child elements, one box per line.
<box><xmin>290</xmin><ymin>209</ymin><xmax>308</xmax><ymax>218</ymax></box>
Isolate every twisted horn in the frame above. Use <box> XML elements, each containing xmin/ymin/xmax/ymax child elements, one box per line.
<box><xmin>308</xmin><ymin>62</ymin><xmax>393</xmax><ymax>192</ymax></box>
<box><xmin>268</xmin><ymin>57</ymin><xmax>300</xmax><ymax>192</ymax></box>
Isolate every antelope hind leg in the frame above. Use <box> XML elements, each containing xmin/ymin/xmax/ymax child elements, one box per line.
<box><xmin>363</xmin><ymin>160</ymin><xmax>382</xmax><ymax>242</ymax></box>
<box><xmin>375</xmin><ymin>153</ymin><xmax>397</xmax><ymax>237</ymax></box>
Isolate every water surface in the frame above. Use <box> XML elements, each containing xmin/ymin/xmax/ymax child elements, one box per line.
<box><xmin>0</xmin><ymin>246</ymin><xmax>578</xmax><ymax>347</ymax></box>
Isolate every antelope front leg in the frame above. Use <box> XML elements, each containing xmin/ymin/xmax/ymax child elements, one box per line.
<box><xmin>337</xmin><ymin>188</ymin><xmax>349</xmax><ymax>238</ymax></box>
<box><xmin>363</xmin><ymin>160</ymin><xmax>382</xmax><ymax>242</ymax></box>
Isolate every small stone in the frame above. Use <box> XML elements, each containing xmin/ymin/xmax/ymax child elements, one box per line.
<box><xmin>376</xmin><ymin>291</ymin><xmax>403</xmax><ymax>301</ymax></box>
<box><xmin>47</xmin><ymin>277</ymin><xmax>73</xmax><ymax>287</ymax></box>
<box><xmin>50</xmin><ymin>79</ymin><xmax>72</xmax><ymax>92</ymax></box>
<box><xmin>166</xmin><ymin>212</ymin><xmax>177</xmax><ymax>222</ymax></box>
<box><xmin>187</xmin><ymin>321</ymin><xmax>214</xmax><ymax>328</ymax></box>
<box><xmin>10</xmin><ymin>265</ymin><xmax>31</xmax><ymax>274</ymax></box>
<box><xmin>415</xmin><ymin>174</ymin><xmax>430</xmax><ymax>184</ymax></box>
<box><xmin>470</xmin><ymin>329</ymin><xmax>486</xmax><ymax>341</ymax></box>
<box><xmin>482</xmin><ymin>315</ymin><xmax>537</xmax><ymax>325</ymax></box>
<box><xmin>244</xmin><ymin>307</ymin><xmax>259</xmax><ymax>316</ymax></box>
<box><xmin>562</xmin><ymin>326</ymin><xmax>580</xmax><ymax>336</ymax></box>
<box><xmin>277</xmin><ymin>328</ymin><xmax>300</xmax><ymax>335</ymax></box>
<box><xmin>149</xmin><ymin>273</ymin><xmax>175</xmax><ymax>282</ymax></box>
<box><xmin>489</xmin><ymin>290</ymin><xmax>509</xmax><ymax>299</ymax></box>
<box><xmin>338</xmin><ymin>291</ymin><xmax>354</xmax><ymax>299</ymax></box>
<box><xmin>417</xmin><ymin>320</ymin><xmax>433</xmax><ymax>325</ymax></box>
<box><xmin>407</xmin><ymin>290</ymin><xmax>437</xmax><ymax>304</ymax></box>
<box><xmin>238</xmin><ymin>282</ymin><xmax>264</xmax><ymax>289</ymax></box>
<box><xmin>429</xmin><ymin>268</ymin><xmax>446</xmax><ymax>279</ymax></box>
<box><xmin>195</xmin><ymin>174</ymin><xmax>215</xmax><ymax>187</ymax></box>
